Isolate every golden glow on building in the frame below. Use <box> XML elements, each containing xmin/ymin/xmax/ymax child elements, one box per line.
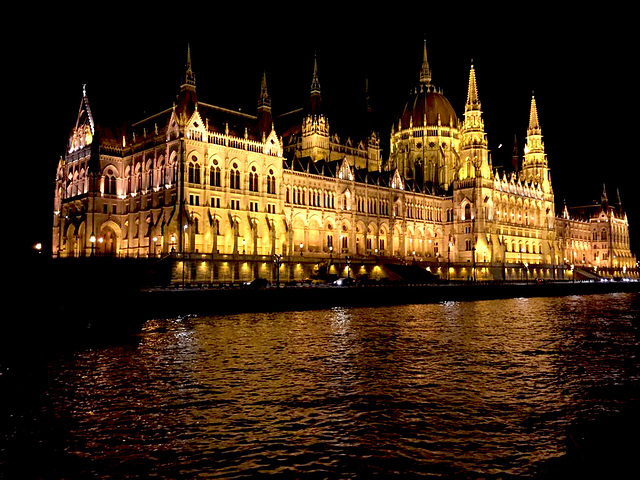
<box><xmin>51</xmin><ymin>44</ymin><xmax>637</xmax><ymax>283</ymax></box>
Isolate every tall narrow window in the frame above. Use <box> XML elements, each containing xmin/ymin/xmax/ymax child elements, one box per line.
<box><xmin>210</xmin><ymin>160</ymin><xmax>221</xmax><ymax>187</ymax></box>
<box><xmin>188</xmin><ymin>157</ymin><xmax>201</xmax><ymax>184</ymax></box>
<box><xmin>267</xmin><ymin>169</ymin><xmax>276</xmax><ymax>194</ymax></box>
<box><xmin>104</xmin><ymin>173</ymin><xmax>116</xmax><ymax>195</ymax></box>
<box><xmin>230</xmin><ymin>163</ymin><xmax>240</xmax><ymax>190</ymax></box>
<box><xmin>249</xmin><ymin>166</ymin><xmax>259</xmax><ymax>192</ymax></box>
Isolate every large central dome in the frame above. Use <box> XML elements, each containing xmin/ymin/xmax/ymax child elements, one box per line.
<box><xmin>389</xmin><ymin>42</ymin><xmax>462</xmax><ymax>192</ymax></box>
<box><xmin>396</xmin><ymin>41</ymin><xmax>459</xmax><ymax>130</ymax></box>
<box><xmin>399</xmin><ymin>86</ymin><xmax>458</xmax><ymax>129</ymax></box>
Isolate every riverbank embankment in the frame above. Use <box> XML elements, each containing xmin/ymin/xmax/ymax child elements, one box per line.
<box><xmin>139</xmin><ymin>280</ymin><xmax>639</xmax><ymax>319</ymax></box>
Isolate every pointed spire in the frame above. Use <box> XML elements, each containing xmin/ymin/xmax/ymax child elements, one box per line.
<box><xmin>182</xmin><ymin>44</ymin><xmax>196</xmax><ymax>89</ymax></box>
<box><xmin>365</xmin><ymin>77</ymin><xmax>372</xmax><ymax>113</ymax></box>
<box><xmin>177</xmin><ymin>44</ymin><xmax>197</xmax><ymax>118</ymax></box>
<box><xmin>311</xmin><ymin>53</ymin><xmax>321</xmax><ymax>93</ymax></box>
<box><xmin>258</xmin><ymin>70</ymin><xmax>271</xmax><ymax>107</ymax></box>
<box><xmin>419</xmin><ymin>39</ymin><xmax>432</xmax><ymax>86</ymax></box>
<box><xmin>528</xmin><ymin>93</ymin><xmax>541</xmax><ymax>136</ymax></box>
<box><xmin>512</xmin><ymin>135</ymin><xmax>520</xmax><ymax>172</ymax></box>
<box><xmin>258</xmin><ymin>71</ymin><xmax>273</xmax><ymax>137</ymax></box>
<box><xmin>309</xmin><ymin>53</ymin><xmax>322</xmax><ymax>115</ymax></box>
<box><xmin>601</xmin><ymin>183</ymin><xmax>609</xmax><ymax>205</ymax></box>
<box><xmin>465</xmin><ymin>61</ymin><xmax>480</xmax><ymax>111</ymax></box>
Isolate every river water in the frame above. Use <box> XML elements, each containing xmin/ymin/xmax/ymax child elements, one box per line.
<box><xmin>2</xmin><ymin>292</ymin><xmax>639</xmax><ymax>479</ymax></box>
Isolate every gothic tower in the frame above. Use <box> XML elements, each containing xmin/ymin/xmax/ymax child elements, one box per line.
<box><xmin>301</xmin><ymin>55</ymin><xmax>330</xmax><ymax>161</ymax></box>
<box><xmin>389</xmin><ymin>41</ymin><xmax>460</xmax><ymax>193</ymax></box>
<box><xmin>453</xmin><ymin>63</ymin><xmax>495</xmax><ymax>268</ymax></box>
<box><xmin>458</xmin><ymin>62</ymin><xmax>491</xmax><ymax>180</ymax></box>
<box><xmin>522</xmin><ymin>94</ymin><xmax>552</xmax><ymax>194</ymax></box>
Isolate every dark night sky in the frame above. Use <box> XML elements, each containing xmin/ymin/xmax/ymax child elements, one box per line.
<box><xmin>16</xmin><ymin>7</ymin><xmax>638</xmax><ymax>256</ymax></box>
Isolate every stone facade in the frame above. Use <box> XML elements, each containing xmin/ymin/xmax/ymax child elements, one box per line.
<box><xmin>52</xmin><ymin>44</ymin><xmax>637</xmax><ymax>284</ymax></box>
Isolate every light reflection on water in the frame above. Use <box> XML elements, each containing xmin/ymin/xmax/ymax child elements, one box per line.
<box><xmin>6</xmin><ymin>293</ymin><xmax>640</xmax><ymax>478</ymax></box>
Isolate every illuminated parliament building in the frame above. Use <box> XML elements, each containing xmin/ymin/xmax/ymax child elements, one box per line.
<box><xmin>52</xmin><ymin>44</ymin><xmax>637</xmax><ymax>283</ymax></box>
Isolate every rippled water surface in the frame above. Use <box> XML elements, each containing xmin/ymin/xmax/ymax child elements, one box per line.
<box><xmin>3</xmin><ymin>292</ymin><xmax>639</xmax><ymax>478</ymax></box>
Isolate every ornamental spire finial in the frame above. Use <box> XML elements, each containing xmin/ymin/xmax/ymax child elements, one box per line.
<box><xmin>528</xmin><ymin>93</ymin><xmax>541</xmax><ymax>136</ymax></box>
<box><xmin>311</xmin><ymin>52</ymin><xmax>321</xmax><ymax>92</ymax></box>
<box><xmin>309</xmin><ymin>53</ymin><xmax>322</xmax><ymax>115</ymax></box>
<box><xmin>259</xmin><ymin>70</ymin><xmax>270</xmax><ymax>105</ymax></box>
<box><xmin>419</xmin><ymin>39</ymin><xmax>432</xmax><ymax>86</ymax></box>
<box><xmin>182</xmin><ymin>43</ymin><xmax>196</xmax><ymax>89</ymax></box>
<box><xmin>465</xmin><ymin>61</ymin><xmax>480</xmax><ymax>110</ymax></box>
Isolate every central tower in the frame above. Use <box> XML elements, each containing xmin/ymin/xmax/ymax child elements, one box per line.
<box><xmin>389</xmin><ymin>41</ymin><xmax>461</xmax><ymax>193</ymax></box>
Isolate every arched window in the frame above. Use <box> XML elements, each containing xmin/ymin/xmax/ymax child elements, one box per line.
<box><xmin>267</xmin><ymin>169</ymin><xmax>276</xmax><ymax>194</ymax></box>
<box><xmin>188</xmin><ymin>157</ymin><xmax>201</xmax><ymax>184</ymax></box>
<box><xmin>249</xmin><ymin>166</ymin><xmax>258</xmax><ymax>192</ymax></box>
<box><xmin>230</xmin><ymin>162</ymin><xmax>240</xmax><ymax>189</ymax></box>
<box><xmin>464</xmin><ymin>203</ymin><xmax>471</xmax><ymax>221</ymax></box>
<box><xmin>210</xmin><ymin>159</ymin><xmax>221</xmax><ymax>187</ymax></box>
<box><xmin>104</xmin><ymin>172</ymin><xmax>116</xmax><ymax>195</ymax></box>
<box><xmin>601</xmin><ymin>228</ymin><xmax>607</xmax><ymax>241</ymax></box>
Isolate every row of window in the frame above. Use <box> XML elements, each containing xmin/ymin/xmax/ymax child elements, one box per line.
<box><xmin>99</xmin><ymin>162</ymin><xmax>278</xmax><ymax>198</ymax></box>
<box><xmin>189</xmin><ymin>161</ymin><xmax>277</xmax><ymax>194</ymax></box>
<box><xmin>286</xmin><ymin>186</ymin><xmax>336</xmax><ymax>208</ymax></box>
<box><xmin>190</xmin><ymin>194</ymin><xmax>277</xmax><ymax>215</ymax></box>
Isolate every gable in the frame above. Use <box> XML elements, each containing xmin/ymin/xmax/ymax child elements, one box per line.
<box><xmin>68</xmin><ymin>86</ymin><xmax>95</xmax><ymax>153</ymax></box>
<box><xmin>391</xmin><ymin>169</ymin><xmax>404</xmax><ymax>190</ymax></box>
<box><xmin>337</xmin><ymin>157</ymin><xmax>353</xmax><ymax>180</ymax></box>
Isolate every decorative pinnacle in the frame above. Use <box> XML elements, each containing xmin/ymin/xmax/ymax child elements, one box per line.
<box><xmin>311</xmin><ymin>53</ymin><xmax>321</xmax><ymax>92</ymax></box>
<box><xmin>465</xmin><ymin>61</ymin><xmax>480</xmax><ymax>110</ymax></box>
<box><xmin>259</xmin><ymin>71</ymin><xmax>271</xmax><ymax>106</ymax></box>
<box><xmin>528</xmin><ymin>93</ymin><xmax>541</xmax><ymax>135</ymax></box>
<box><xmin>419</xmin><ymin>39</ymin><xmax>432</xmax><ymax>86</ymax></box>
<box><xmin>183</xmin><ymin>44</ymin><xmax>196</xmax><ymax>88</ymax></box>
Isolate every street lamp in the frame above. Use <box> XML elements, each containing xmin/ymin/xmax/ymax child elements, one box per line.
<box><xmin>90</xmin><ymin>232</ymin><xmax>96</xmax><ymax>257</ymax></box>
